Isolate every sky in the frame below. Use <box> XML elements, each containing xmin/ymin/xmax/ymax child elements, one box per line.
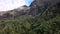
<box><xmin>26</xmin><ymin>0</ymin><xmax>34</xmax><ymax>6</ymax></box>
<box><xmin>0</xmin><ymin>0</ymin><xmax>34</xmax><ymax>11</ymax></box>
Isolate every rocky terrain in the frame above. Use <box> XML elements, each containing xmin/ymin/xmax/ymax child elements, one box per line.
<box><xmin>29</xmin><ymin>0</ymin><xmax>60</xmax><ymax>15</ymax></box>
<box><xmin>0</xmin><ymin>0</ymin><xmax>60</xmax><ymax>18</ymax></box>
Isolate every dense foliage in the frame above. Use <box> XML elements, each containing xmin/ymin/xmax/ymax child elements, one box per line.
<box><xmin>0</xmin><ymin>3</ymin><xmax>60</xmax><ymax>34</ymax></box>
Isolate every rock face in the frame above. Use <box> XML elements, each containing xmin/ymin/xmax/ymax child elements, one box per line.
<box><xmin>30</xmin><ymin>0</ymin><xmax>60</xmax><ymax>8</ymax></box>
<box><xmin>29</xmin><ymin>0</ymin><xmax>60</xmax><ymax>15</ymax></box>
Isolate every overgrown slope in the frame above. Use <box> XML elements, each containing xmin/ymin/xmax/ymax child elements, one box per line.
<box><xmin>0</xmin><ymin>0</ymin><xmax>60</xmax><ymax>34</ymax></box>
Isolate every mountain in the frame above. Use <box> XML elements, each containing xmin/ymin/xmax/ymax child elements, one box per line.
<box><xmin>0</xmin><ymin>5</ymin><xmax>30</xmax><ymax>18</ymax></box>
<box><xmin>0</xmin><ymin>0</ymin><xmax>60</xmax><ymax>18</ymax></box>
<box><xmin>0</xmin><ymin>0</ymin><xmax>60</xmax><ymax>34</ymax></box>
<box><xmin>29</xmin><ymin>0</ymin><xmax>60</xmax><ymax>15</ymax></box>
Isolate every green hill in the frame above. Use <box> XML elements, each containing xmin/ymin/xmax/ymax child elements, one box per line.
<box><xmin>0</xmin><ymin>0</ymin><xmax>60</xmax><ymax>34</ymax></box>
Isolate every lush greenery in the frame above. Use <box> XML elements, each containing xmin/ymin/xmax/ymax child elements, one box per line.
<box><xmin>0</xmin><ymin>3</ymin><xmax>60</xmax><ymax>34</ymax></box>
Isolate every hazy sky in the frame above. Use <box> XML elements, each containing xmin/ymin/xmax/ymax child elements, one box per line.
<box><xmin>0</xmin><ymin>0</ymin><xmax>33</xmax><ymax>11</ymax></box>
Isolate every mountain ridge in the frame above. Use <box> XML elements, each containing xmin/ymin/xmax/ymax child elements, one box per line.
<box><xmin>0</xmin><ymin>0</ymin><xmax>60</xmax><ymax>18</ymax></box>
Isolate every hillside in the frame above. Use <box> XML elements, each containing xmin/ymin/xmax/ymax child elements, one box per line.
<box><xmin>0</xmin><ymin>5</ymin><xmax>30</xmax><ymax>18</ymax></box>
<box><xmin>0</xmin><ymin>0</ymin><xmax>60</xmax><ymax>34</ymax></box>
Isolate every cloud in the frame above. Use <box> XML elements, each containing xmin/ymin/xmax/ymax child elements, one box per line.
<box><xmin>0</xmin><ymin>0</ymin><xmax>26</xmax><ymax>11</ymax></box>
<box><xmin>0</xmin><ymin>0</ymin><xmax>34</xmax><ymax>11</ymax></box>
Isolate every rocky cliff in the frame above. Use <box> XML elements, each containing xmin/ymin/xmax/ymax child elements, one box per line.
<box><xmin>29</xmin><ymin>0</ymin><xmax>60</xmax><ymax>15</ymax></box>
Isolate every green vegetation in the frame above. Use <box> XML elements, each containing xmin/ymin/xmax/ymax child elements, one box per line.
<box><xmin>0</xmin><ymin>3</ymin><xmax>60</xmax><ymax>34</ymax></box>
